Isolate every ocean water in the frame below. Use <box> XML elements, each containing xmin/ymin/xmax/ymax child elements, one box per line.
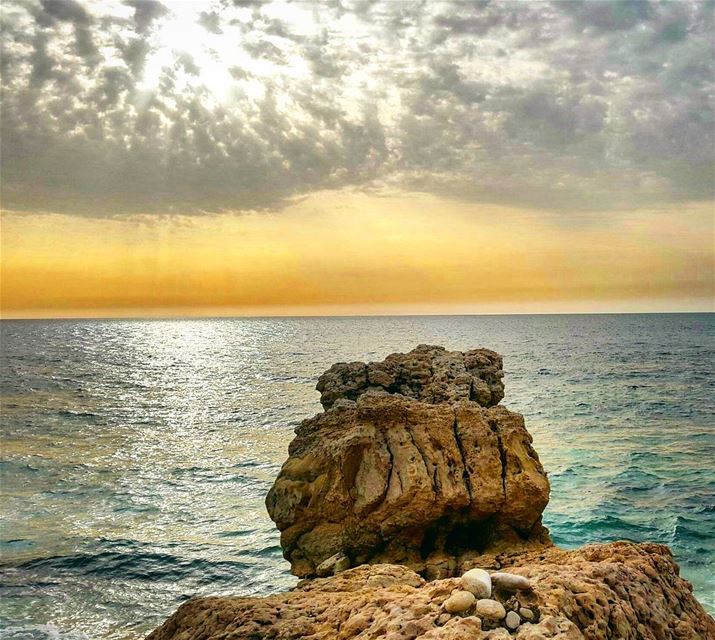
<box><xmin>0</xmin><ymin>313</ymin><xmax>713</xmax><ymax>638</ymax></box>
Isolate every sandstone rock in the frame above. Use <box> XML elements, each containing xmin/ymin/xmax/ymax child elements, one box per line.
<box><xmin>476</xmin><ymin>599</ymin><xmax>507</xmax><ymax>621</ymax></box>
<box><xmin>316</xmin><ymin>344</ymin><xmax>504</xmax><ymax>410</ymax></box>
<box><xmin>505</xmin><ymin>610</ymin><xmax>521</xmax><ymax>630</ymax></box>
<box><xmin>267</xmin><ymin>355</ymin><xmax>550</xmax><ymax>577</ymax></box>
<box><xmin>148</xmin><ymin>346</ymin><xmax>715</xmax><ymax>639</ymax></box>
<box><xmin>146</xmin><ymin>543</ymin><xmax>715</xmax><ymax>640</ymax></box>
<box><xmin>490</xmin><ymin>572</ymin><xmax>532</xmax><ymax>592</ymax></box>
<box><xmin>424</xmin><ymin>551</ymin><xmax>457</xmax><ymax>581</ymax></box>
<box><xmin>422</xmin><ymin>616</ymin><xmax>482</xmax><ymax>638</ymax></box>
<box><xmin>461</xmin><ymin>568</ymin><xmax>492</xmax><ymax>598</ymax></box>
<box><xmin>316</xmin><ymin>551</ymin><xmax>350</xmax><ymax>577</ymax></box>
<box><xmin>444</xmin><ymin>590</ymin><xmax>476</xmax><ymax>613</ymax></box>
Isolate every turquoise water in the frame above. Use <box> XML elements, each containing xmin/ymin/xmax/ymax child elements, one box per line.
<box><xmin>1</xmin><ymin>314</ymin><xmax>713</xmax><ymax>638</ymax></box>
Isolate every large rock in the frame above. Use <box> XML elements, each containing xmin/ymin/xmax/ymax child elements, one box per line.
<box><xmin>316</xmin><ymin>344</ymin><xmax>505</xmax><ymax>410</ymax></box>
<box><xmin>147</xmin><ymin>346</ymin><xmax>714</xmax><ymax>639</ymax></box>
<box><xmin>146</xmin><ymin>542</ymin><xmax>715</xmax><ymax>639</ymax></box>
<box><xmin>266</xmin><ymin>391</ymin><xmax>550</xmax><ymax>578</ymax></box>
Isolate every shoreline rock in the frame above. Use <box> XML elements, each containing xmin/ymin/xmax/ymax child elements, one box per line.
<box><xmin>146</xmin><ymin>345</ymin><xmax>715</xmax><ymax>639</ymax></box>
<box><xmin>266</xmin><ymin>395</ymin><xmax>551</xmax><ymax>578</ymax></box>
<box><xmin>146</xmin><ymin>542</ymin><xmax>715</xmax><ymax>639</ymax></box>
<box><xmin>267</xmin><ymin>345</ymin><xmax>550</xmax><ymax>579</ymax></box>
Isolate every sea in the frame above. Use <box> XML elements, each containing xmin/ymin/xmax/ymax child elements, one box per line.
<box><xmin>1</xmin><ymin>313</ymin><xmax>713</xmax><ymax>638</ymax></box>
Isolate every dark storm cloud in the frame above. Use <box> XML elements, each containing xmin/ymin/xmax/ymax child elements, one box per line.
<box><xmin>1</xmin><ymin>0</ymin><xmax>713</xmax><ymax>215</ymax></box>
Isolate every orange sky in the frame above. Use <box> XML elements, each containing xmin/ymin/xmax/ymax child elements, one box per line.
<box><xmin>2</xmin><ymin>191</ymin><xmax>713</xmax><ymax>318</ymax></box>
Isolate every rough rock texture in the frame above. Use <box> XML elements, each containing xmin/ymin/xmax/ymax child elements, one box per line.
<box><xmin>146</xmin><ymin>542</ymin><xmax>715</xmax><ymax>640</ymax></box>
<box><xmin>266</xmin><ymin>392</ymin><xmax>550</xmax><ymax>578</ymax></box>
<box><xmin>147</xmin><ymin>345</ymin><xmax>714</xmax><ymax>639</ymax></box>
<box><xmin>316</xmin><ymin>344</ymin><xmax>504</xmax><ymax>410</ymax></box>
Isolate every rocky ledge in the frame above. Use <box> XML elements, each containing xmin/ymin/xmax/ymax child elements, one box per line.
<box><xmin>147</xmin><ymin>543</ymin><xmax>714</xmax><ymax>639</ymax></box>
<box><xmin>147</xmin><ymin>346</ymin><xmax>714</xmax><ymax>639</ymax></box>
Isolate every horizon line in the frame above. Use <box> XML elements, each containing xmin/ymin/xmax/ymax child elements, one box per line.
<box><xmin>2</xmin><ymin>307</ymin><xmax>713</xmax><ymax>322</ymax></box>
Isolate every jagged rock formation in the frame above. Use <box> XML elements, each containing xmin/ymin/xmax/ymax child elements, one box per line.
<box><xmin>316</xmin><ymin>344</ymin><xmax>505</xmax><ymax>410</ymax></box>
<box><xmin>267</xmin><ymin>345</ymin><xmax>548</xmax><ymax>579</ymax></box>
<box><xmin>266</xmin><ymin>392</ymin><xmax>550</xmax><ymax>578</ymax></box>
<box><xmin>147</xmin><ymin>542</ymin><xmax>715</xmax><ymax>639</ymax></box>
<box><xmin>146</xmin><ymin>345</ymin><xmax>715</xmax><ymax>639</ymax></box>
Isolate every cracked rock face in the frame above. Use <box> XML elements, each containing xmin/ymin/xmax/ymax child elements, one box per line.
<box><xmin>316</xmin><ymin>344</ymin><xmax>505</xmax><ymax>410</ymax></box>
<box><xmin>266</xmin><ymin>346</ymin><xmax>549</xmax><ymax>579</ymax></box>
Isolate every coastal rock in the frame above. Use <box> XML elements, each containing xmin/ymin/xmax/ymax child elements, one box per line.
<box><xmin>316</xmin><ymin>551</ymin><xmax>350</xmax><ymax>577</ymax></box>
<box><xmin>316</xmin><ymin>344</ymin><xmax>504</xmax><ymax>410</ymax></box>
<box><xmin>266</xmin><ymin>346</ymin><xmax>547</xmax><ymax>578</ymax></box>
<box><xmin>266</xmin><ymin>391</ymin><xmax>550</xmax><ymax>577</ymax></box>
<box><xmin>146</xmin><ymin>542</ymin><xmax>715</xmax><ymax>640</ymax></box>
<box><xmin>461</xmin><ymin>568</ymin><xmax>492</xmax><ymax>598</ymax></box>
<box><xmin>148</xmin><ymin>346</ymin><xmax>715</xmax><ymax>639</ymax></box>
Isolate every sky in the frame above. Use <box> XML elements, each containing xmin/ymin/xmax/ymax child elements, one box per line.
<box><xmin>1</xmin><ymin>0</ymin><xmax>713</xmax><ymax>318</ymax></box>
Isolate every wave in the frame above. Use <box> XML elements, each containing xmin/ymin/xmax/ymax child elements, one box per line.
<box><xmin>2</xmin><ymin>547</ymin><xmax>258</xmax><ymax>585</ymax></box>
<box><xmin>0</xmin><ymin>622</ymin><xmax>90</xmax><ymax>640</ymax></box>
<box><xmin>56</xmin><ymin>410</ymin><xmax>98</xmax><ymax>419</ymax></box>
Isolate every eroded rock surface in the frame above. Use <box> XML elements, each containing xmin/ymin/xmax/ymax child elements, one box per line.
<box><xmin>147</xmin><ymin>345</ymin><xmax>714</xmax><ymax>639</ymax></box>
<box><xmin>316</xmin><ymin>344</ymin><xmax>504</xmax><ymax>410</ymax></box>
<box><xmin>266</xmin><ymin>392</ymin><xmax>550</xmax><ymax>578</ymax></box>
<box><xmin>146</xmin><ymin>542</ymin><xmax>715</xmax><ymax>640</ymax></box>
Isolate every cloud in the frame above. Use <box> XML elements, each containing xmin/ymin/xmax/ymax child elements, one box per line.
<box><xmin>126</xmin><ymin>0</ymin><xmax>169</xmax><ymax>34</ymax></box>
<box><xmin>39</xmin><ymin>0</ymin><xmax>90</xmax><ymax>24</ymax></box>
<box><xmin>0</xmin><ymin>0</ymin><xmax>712</xmax><ymax>215</ymax></box>
<box><xmin>197</xmin><ymin>10</ymin><xmax>223</xmax><ymax>34</ymax></box>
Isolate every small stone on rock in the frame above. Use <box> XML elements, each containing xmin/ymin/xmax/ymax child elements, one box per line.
<box><xmin>461</xmin><ymin>568</ymin><xmax>492</xmax><ymax>598</ymax></box>
<box><xmin>519</xmin><ymin>607</ymin><xmax>535</xmax><ymax>621</ymax></box>
<box><xmin>490</xmin><ymin>572</ymin><xmax>532</xmax><ymax>592</ymax></box>
<box><xmin>505</xmin><ymin>610</ymin><xmax>521</xmax><ymax>630</ymax></box>
<box><xmin>444</xmin><ymin>590</ymin><xmax>477</xmax><ymax>614</ymax></box>
<box><xmin>436</xmin><ymin>613</ymin><xmax>452</xmax><ymax>625</ymax></box>
<box><xmin>476</xmin><ymin>598</ymin><xmax>506</xmax><ymax>620</ymax></box>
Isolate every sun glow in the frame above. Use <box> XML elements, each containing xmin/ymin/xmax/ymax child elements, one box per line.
<box><xmin>136</xmin><ymin>3</ymin><xmax>312</xmax><ymax>105</ymax></box>
<box><xmin>139</xmin><ymin>4</ymin><xmax>234</xmax><ymax>102</ymax></box>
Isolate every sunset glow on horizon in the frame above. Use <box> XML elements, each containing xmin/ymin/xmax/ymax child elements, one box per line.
<box><xmin>1</xmin><ymin>1</ymin><xmax>713</xmax><ymax>318</ymax></box>
<box><xmin>2</xmin><ymin>191</ymin><xmax>713</xmax><ymax>318</ymax></box>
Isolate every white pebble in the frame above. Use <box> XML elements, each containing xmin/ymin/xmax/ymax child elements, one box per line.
<box><xmin>505</xmin><ymin>610</ymin><xmax>521</xmax><ymax>630</ymax></box>
<box><xmin>490</xmin><ymin>572</ymin><xmax>532</xmax><ymax>591</ymax></box>
<box><xmin>476</xmin><ymin>598</ymin><xmax>506</xmax><ymax>620</ymax></box>
<box><xmin>460</xmin><ymin>568</ymin><xmax>492</xmax><ymax>598</ymax></box>
<box><xmin>519</xmin><ymin>607</ymin><xmax>535</xmax><ymax>621</ymax></box>
<box><xmin>444</xmin><ymin>590</ymin><xmax>476</xmax><ymax>614</ymax></box>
